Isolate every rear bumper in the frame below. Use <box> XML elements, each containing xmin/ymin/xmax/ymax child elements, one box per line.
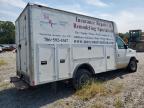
<box><xmin>10</xmin><ymin>76</ymin><xmax>29</xmax><ymax>90</ymax></box>
<box><xmin>17</xmin><ymin>70</ymin><xmax>31</xmax><ymax>85</ymax></box>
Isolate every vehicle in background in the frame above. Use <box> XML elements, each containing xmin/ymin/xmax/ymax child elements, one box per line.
<box><xmin>0</xmin><ymin>45</ymin><xmax>16</xmax><ymax>51</ymax></box>
<box><xmin>13</xmin><ymin>3</ymin><xmax>139</xmax><ymax>89</ymax></box>
<box><xmin>129</xmin><ymin>30</ymin><xmax>144</xmax><ymax>52</ymax></box>
<box><xmin>2</xmin><ymin>45</ymin><xmax>10</xmax><ymax>51</ymax></box>
<box><xmin>0</xmin><ymin>45</ymin><xmax>5</xmax><ymax>50</ymax></box>
<box><xmin>0</xmin><ymin>46</ymin><xmax>2</xmax><ymax>53</ymax></box>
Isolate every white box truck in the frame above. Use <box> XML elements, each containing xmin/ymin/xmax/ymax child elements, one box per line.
<box><xmin>14</xmin><ymin>3</ymin><xmax>138</xmax><ymax>89</ymax></box>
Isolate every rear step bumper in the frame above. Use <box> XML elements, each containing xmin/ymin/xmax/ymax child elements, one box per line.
<box><xmin>10</xmin><ymin>76</ymin><xmax>29</xmax><ymax>90</ymax></box>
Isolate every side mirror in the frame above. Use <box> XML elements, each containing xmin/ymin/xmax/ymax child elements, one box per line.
<box><xmin>124</xmin><ymin>44</ymin><xmax>128</xmax><ymax>49</ymax></box>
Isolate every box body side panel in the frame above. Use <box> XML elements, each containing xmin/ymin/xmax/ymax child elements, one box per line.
<box><xmin>30</xmin><ymin>5</ymin><xmax>116</xmax><ymax>85</ymax></box>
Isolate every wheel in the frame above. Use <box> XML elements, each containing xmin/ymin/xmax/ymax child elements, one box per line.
<box><xmin>128</xmin><ymin>59</ymin><xmax>137</xmax><ymax>72</ymax></box>
<box><xmin>73</xmin><ymin>69</ymin><xmax>92</xmax><ymax>89</ymax></box>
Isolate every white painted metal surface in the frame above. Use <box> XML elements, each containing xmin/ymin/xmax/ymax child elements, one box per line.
<box><xmin>15</xmin><ymin>4</ymin><xmax>137</xmax><ymax>86</ymax></box>
<box><xmin>58</xmin><ymin>47</ymin><xmax>70</xmax><ymax>79</ymax></box>
<box><xmin>16</xmin><ymin>8</ymin><xmax>30</xmax><ymax>78</ymax></box>
<box><xmin>106</xmin><ymin>46</ymin><xmax>116</xmax><ymax>70</ymax></box>
<box><xmin>38</xmin><ymin>45</ymin><xmax>55</xmax><ymax>83</ymax></box>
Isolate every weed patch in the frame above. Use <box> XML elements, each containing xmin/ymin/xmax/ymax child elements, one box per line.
<box><xmin>0</xmin><ymin>82</ymin><xmax>10</xmax><ymax>90</ymax></box>
<box><xmin>75</xmin><ymin>81</ymin><xmax>108</xmax><ymax>101</ymax></box>
<box><xmin>113</xmin><ymin>98</ymin><xmax>124</xmax><ymax>108</ymax></box>
<box><xmin>75</xmin><ymin>80</ymin><xmax>123</xmax><ymax>101</ymax></box>
<box><xmin>91</xmin><ymin>102</ymin><xmax>104</xmax><ymax>108</ymax></box>
<box><xmin>0</xmin><ymin>59</ymin><xmax>7</xmax><ymax>66</ymax></box>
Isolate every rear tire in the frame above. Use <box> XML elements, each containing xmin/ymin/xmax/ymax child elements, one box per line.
<box><xmin>73</xmin><ymin>69</ymin><xmax>92</xmax><ymax>90</ymax></box>
<box><xmin>128</xmin><ymin>59</ymin><xmax>137</xmax><ymax>72</ymax></box>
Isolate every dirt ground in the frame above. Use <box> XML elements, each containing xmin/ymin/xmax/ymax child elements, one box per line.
<box><xmin>0</xmin><ymin>52</ymin><xmax>16</xmax><ymax>82</ymax></box>
<box><xmin>0</xmin><ymin>52</ymin><xmax>144</xmax><ymax>108</ymax></box>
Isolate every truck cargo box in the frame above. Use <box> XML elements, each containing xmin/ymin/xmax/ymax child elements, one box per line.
<box><xmin>15</xmin><ymin>3</ymin><xmax>116</xmax><ymax>86</ymax></box>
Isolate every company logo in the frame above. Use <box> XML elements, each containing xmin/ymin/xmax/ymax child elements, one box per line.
<box><xmin>43</xmin><ymin>13</ymin><xmax>56</xmax><ymax>27</ymax></box>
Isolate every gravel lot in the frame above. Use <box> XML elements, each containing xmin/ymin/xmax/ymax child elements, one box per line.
<box><xmin>0</xmin><ymin>52</ymin><xmax>16</xmax><ymax>82</ymax></box>
<box><xmin>0</xmin><ymin>52</ymin><xmax>144</xmax><ymax>108</ymax></box>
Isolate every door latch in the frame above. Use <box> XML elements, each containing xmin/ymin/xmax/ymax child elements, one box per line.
<box><xmin>107</xmin><ymin>56</ymin><xmax>110</xmax><ymax>59</ymax></box>
<box><xmin>60</xmin><ymin>59</ymin><xmax>65</xmax><ymax>63</ymax></box>
<box><xmin>18</xmin><ymin>44</ymin><xmax>21</xmax><ymax>49</ymax></box>
<box><xmin>41</xmin><ymin>61</ymin><xmax>47</xmax><ymax>65</ymax></box>
<box><xmin>117</xmin><ymin>54</ymin><xmax>120</xmax><ymax>57</ymax></box>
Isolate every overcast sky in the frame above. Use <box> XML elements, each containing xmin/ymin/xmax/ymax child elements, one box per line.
<box><xmin>0</xmin><ymin>0</ymin><xmax>144</xmax><ymax>33</ymax></box>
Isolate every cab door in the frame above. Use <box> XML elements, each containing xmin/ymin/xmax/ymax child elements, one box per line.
<box><xmin>116</xmin><ymin>37</ymin><xmax>128</xmax><ymax>68</ymax></box>
<box><xmin>106</xmin><ymin>46</ymin><xmax>115</xmax><ymax>70</ymax></box>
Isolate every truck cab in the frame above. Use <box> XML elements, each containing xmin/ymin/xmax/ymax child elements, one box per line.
<box><xmin>116</xmin><ymin>36</ymin><xmax>138</xmax><ymax>71</ymax></box>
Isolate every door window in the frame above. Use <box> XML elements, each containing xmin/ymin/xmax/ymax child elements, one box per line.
<box><xmin>116</xmin><ymin>37</ymin><xmax>125</xmax><ymax>49</ymax></box>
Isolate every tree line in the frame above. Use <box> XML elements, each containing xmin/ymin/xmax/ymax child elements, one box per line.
<box><xmin>0</xmin><ymin>21</ymin><xmax>15</xmax><ymax>44</ymax></box>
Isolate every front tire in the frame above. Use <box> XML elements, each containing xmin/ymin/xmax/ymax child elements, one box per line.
<box><xmin>128</xmin><ymin>59</ymin><xmax>137</xmax><ymax>72</ymax></box>
<box><xmin>73</xmin><ymin>69</ymin><xmax>92</xmax><ymax>89</ymax></box>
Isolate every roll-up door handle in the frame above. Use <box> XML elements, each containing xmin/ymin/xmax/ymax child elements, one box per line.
<box><xmin>18</xmin><ymin>44</ymin><xmax>21</xmax><ymax>49</ymax></box>
<box><xmin>41</xmin><ymin>61</ymin><xmax>47</xmax><ymax>65</ymax></box>
<box><xmin>60</xmin><ymin>59</ymin><xmax>65</xmax><ymax>63</ymax></box>
<box><xmin>88</xmin><ymin>46</ymin><xmax>91</xmax><ymax>50</ymax></box>
<box><xmin>107</xmin><ymin>56</ymin><xmax>110</xmax><ymax>59</ymax></box>
<box><xmin>117</xmin><ymin>54</ymin><xmax>120</xmax><ymax>57</ymax></box>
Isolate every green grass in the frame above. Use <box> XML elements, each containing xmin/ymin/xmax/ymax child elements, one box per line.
<box><xmin>0</xmin><ymin>82</ymin><xmax>10</xmax><ymax>90</ymax></box>
<box><xmin>75</xmin><ymin>80</ymin><xmax>123</xmax><ymax>101</ymax></box>
<box><xmin>113</xmin><ymin>98</ymin><xmax>124</xmax><ymax>108</ymax></box>
<box><xmin>91</xmin><ymin>102</ymin><xmax>104</xmax><ymax>108</ymax></box>
<box><xmin>50</xmin><ymin>100</ymin><xmax>73</xmax><ymax>108</ymax></box>
<box><xmin>111</xmin><ymin>83</ymin><xmax>123</xmax><ymax>95</ymax></box>
<box><xmin>0</xmin><ymin>59</ymin><xmax>7</xmax><ymax>66</ymax></box>
<box><xmin>75</xmin><ymin>81</ymin><xmax>108</xmax><ymax>101</ymax></box>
